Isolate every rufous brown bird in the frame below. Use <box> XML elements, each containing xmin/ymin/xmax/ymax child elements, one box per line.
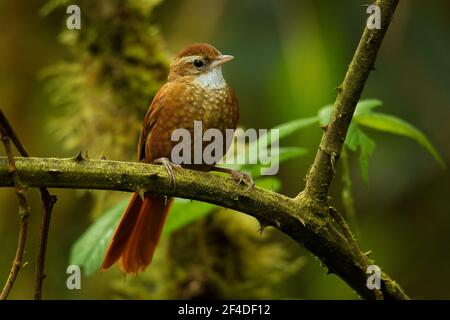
<box><xmin>101</xmin><ymin>43</ymin><xmax>245</xmax><ymax>274</ymax></box>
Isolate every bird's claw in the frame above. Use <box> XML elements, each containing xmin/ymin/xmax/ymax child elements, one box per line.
<box><xmin>153</xmin><ymin>157</ymin><xmax>181</xmax><ymax>191</ymax></box>
<box><xmin>228</xmin><ymin>170</ymin><xmax>254</xmax><ymax>191</ymax></box>
<box><xmin>211</xmin><ymin>166</ymin><xmax>255</xmax><ymax>191</ymax></box>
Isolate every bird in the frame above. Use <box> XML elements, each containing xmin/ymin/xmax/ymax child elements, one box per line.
<box><xmin>101</xmin><ymin>43</ymin><xmax>248</xmax><ymax>274</ymax></box>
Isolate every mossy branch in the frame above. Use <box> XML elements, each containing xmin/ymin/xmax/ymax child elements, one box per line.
<box><xmin>0</xmin><ymin>156</ymin><xmax>407</xmax><ymax>299</ymax></box>
<box><xmin>0</xmin><ymin>109</ymin><xmax>57</xmax><ymax>300</ymax></box>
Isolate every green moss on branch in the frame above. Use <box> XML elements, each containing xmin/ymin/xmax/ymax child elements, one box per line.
<box><xmin>0</xmin><ymin>156</ymin><xmax>407</xmax><ymax>299</ymax></box>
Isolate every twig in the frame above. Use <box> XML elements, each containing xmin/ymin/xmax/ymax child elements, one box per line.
<box><xmin>0</xmin><ymin>109</ymin><xmax>57</xmax><ymax>300</ymax></box>
<box><xmin>34</xmin><ymin>189</ymin><xmax>56</xmax><ymax>299</ymax></box>
<box><xmin>0</xmin><ymin>156</ymin><xmax>408</xmax><ymax>300</ymax></box>
<box><xmin>0</xmin><ymin>135</ymin><xmax>30</xmax><ymax>300</ymax></box>
<box><xmin>0</xmin><ymin>111</ymin><xmax>29</xmax><ymax>156</ymax></box>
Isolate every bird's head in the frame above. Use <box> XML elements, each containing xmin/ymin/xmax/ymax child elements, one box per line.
<box><xmin>168</xmin><ymin>43</ymin><xmax>234</xmax><ymax>89</ymax></box>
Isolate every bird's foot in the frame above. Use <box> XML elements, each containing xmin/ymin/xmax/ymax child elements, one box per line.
<box><xmin>211</xmin><ymin>166</ymin><xmax>254</xmax><ymax>191</ymax></box>
<box><xmin>153</xmin><ymin>157</ymin><xmax>181</xmax><ymax>191</ymax></box>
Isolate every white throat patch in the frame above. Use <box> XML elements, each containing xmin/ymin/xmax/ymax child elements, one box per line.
<box><xmin>195</xmin><ymin>67</ymin><xmax>227</xmax><ymax>89</ymax></box>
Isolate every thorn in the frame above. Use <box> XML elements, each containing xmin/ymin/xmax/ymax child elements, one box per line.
<box><xmin>137</xmin><ymin>189</ymin><xmax>145</xmax><ymax>201</ymax></box>
<box><xmin>364</xmin><ymin>250</ymin><xmax>372</xmax><ymax>257</ymax></box>
<box><xmin>74</xmin><ymin>151</ymin><xmax>84</xmax><ymax>162</ymax></box>
<box><xmin>163</xmin><ymin>195</ymin><xmax>168</xmax><ymax>205</ymax></box>
<box><xmin>48</xmin><ymin>168</ymin><xmax>62</xmax><ymax>175</ymax></box>
<box><xmin>320</xmin><ymin>124</ymin><xmax>328</xmax><ymax>131</ymax></box>
<box><xmin>298</xmin><ymin>217</ymin><xmax>305</xmax><ymax>226</ymax></box>
<box><xmin>324</xmin><ymin>263</ymin><xmax>337</xmax><ymax>275</ymax></box>
<box><xmin>101</xmin><ymin>151</ymin><xmax>107</xmax><ymax>160</ymax></box>
<box><xmin>257</xmin><ymin>218</ymin><xmax>269</xmax><ymax>236</ymax></box>
<box><xmin>257</xmin><ymin>225</ymin><xmax>266</xmax><ymax>236</ymax></box>
<box><xmin>335</xmin><ymin>84</ymin><xmax>343</xmax><ymax>93</ymax></box>
<box><xmin>274</xmin><ymin>219</ymin><xmax>281</xmax><ymax>229</ymax></box>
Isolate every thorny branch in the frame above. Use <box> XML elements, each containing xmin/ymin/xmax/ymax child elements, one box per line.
<box><xmin>0</xmin><ymin>134</ymin><xmax>30</xmax><ymax>300</ymax></box>
<box><xmin>0</xmin><ymin>156</ymin><xmax>407</xmax><ymax>299</ymax></box>
<box><xmin>0</xmin><ymin>109</ymin><xmax>57</xmax><ymax>300</ymax></box>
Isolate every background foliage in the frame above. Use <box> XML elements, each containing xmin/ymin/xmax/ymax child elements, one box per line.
<box><xmin>0</xmin><ymin>0</ymin><xmax>449</xmax><ymax>299</ymax></box>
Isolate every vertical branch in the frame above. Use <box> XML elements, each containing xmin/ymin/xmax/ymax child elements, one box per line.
<box><xmin>34</xmin><ymin>189</ymin><xmax>56</xmax><ymax>300</ymax></box>
<box><xmin>0</xmin><ymin>109</ymin><xmax>57</xmax><ymax>300</ymax></box>
<box><xmin>298</xmin><ymin>0</ymin><xmax>399</xmax><ymax>202</ymax></box>
<box><xmin>292</xmin><ymin>0</ymin><xmax>406</xmax><ymax>299</ymax></box>
<box><xmin>0</xmin><ymin>135</ymin><xmax>30</xmax><ymax>300</ymax></box>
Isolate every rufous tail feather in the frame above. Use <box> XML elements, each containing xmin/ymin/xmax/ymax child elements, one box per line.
<box><xmin>101</xmin><ymin>192</ymin><xmax>172</xmax><ymax>274</ymax></box>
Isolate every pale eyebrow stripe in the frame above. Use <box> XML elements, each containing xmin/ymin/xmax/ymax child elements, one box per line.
<box><xmin>178</xmin><ymin>55</ymin><xmax>203</xmax><ymax>64</ymax></box>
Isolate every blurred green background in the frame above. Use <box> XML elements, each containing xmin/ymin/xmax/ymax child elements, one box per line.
<box><xmin>1</xmin><ymin>0</ymin><xmax>449</xmax><ymax>299</ymax></box>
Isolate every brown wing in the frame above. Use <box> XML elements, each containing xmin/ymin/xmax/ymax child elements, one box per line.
<box><xmin>138</xmin><ymin>80</ymin><xmax>239</xmax><ymax>166</ymax></box>
<box><xmin>137</xmin><ymin>84</ymin><xmax>170</xmax><ymax>161</ymax></box>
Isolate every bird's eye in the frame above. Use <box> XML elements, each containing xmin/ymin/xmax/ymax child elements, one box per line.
<box><xmin>193</xmin><ymin>59</ymin><xmax>204</xmax><ymax>68</ymax></box>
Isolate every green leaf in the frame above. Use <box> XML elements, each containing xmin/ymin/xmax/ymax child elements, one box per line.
<box><xmin>318</xmin><ymin>99</ymin><xmax>382</xmax><ymax>126</ymax></box>
<box><xmin>344</xmin><ymin>124</ymin><xmax>376</xmax><ymax>184</ymax></box>
<box><xmin>318</xmin><ymin>105</ymin><xmax>333</xmax><ymax>126</ymax></box>
<box><xmin>344</xmin><ymin>123</ymin><xmax>360</xmax><ymax>151</ymax></box>
<box><xmin>247</xmin><ymin>117</ymin><xmax>318</xmax><ymax>156</ymax></box>
<box><xmin>355</xmin><ymin>112</ymin><xmax>445</xmax><ymax>168</ymax></box>
<box><xmin>356</xmin><ymin>131</ymin><xmax>376</xmax><ymax>184</ymax></box>
<box><xmin>162</xmin><ymin>200</ymin><xmax>215</xmax><ymax>237</ymax></box>
<box><xmin>274</xmin><ymin>146</ymin><xmax>308</xmax><ymax>163</ymax></box>
<box><xmin>272</xmin><ymin>117</ymin><xmax>319</xmax><ymax>137</ymax></box>
<box><xmin>227</xmin><ymin>118</ymin><xmax>313</xmax><ymax>176</ymax></box>
<box><xmin>69</xmin><ymin>199</ymin><xmax>126</xmax><ymax>276</ymax></box>
<box><xmin>255</xmin><ymin>177</ymin><xmax>282</xmax><ymax>191</ymax></box>
<box><xmin>225</xmin><ymin>147</ymin><xmax>308</xmax><ymax>177</ymax></box>
<box><xmin>69</xmin><ymin>197</ymin><xmax>216</xmax><ymax>276</ymax></box>
<box><xmin>354</xmin><ymin>99</ymin><xmax>383</xmax><ymax>116</ymax></box>
<box><xmin>319</xmin><ymin>99</ymin><xmax>444</xmax><ymax>183</ymax></box>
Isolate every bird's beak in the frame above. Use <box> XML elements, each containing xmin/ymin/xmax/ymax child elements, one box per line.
<box><xmin>211</xmin><ymin>54</ymin><xmax>234</xmax><ymax>69</ymax></box>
